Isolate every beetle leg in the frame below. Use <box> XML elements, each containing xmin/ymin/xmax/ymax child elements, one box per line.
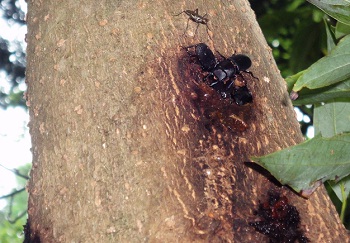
<box><xmin>241</xmin><ymin>70</ymin><xmax>259</xmax><ymax>80</ymax></box>
<box><xmin>226</xmin><ymin>77</ymin><xmax>236</xmax><ymax>90</ymax></box>
<box><xmin>204</xmin><ymin>73</ymin><xmax>213</xmax><ymax>83</ymax></box>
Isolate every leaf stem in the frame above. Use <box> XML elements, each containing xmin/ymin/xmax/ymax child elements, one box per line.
<box><xmin>340</xmin><ymin>182</ymin><xmax>347</xmax><ymax>223</ymax></box>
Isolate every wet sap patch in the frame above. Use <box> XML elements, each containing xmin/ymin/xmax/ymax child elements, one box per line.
<box><xmin>176</xmin><ymin>48</ymin><xmax>255</xmax><ymax>134</ymax></box>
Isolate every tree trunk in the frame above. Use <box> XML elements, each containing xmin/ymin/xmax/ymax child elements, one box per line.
<box><xmin>25</xmin><ymin>0</ymin><xmax>349</xmax><ymax>242</ymax></box>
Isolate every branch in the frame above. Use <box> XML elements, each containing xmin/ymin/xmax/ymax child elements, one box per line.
<box><xmin>1</xmin><ymin>188</ymin><xmax>27</xmax><ymax>224</ymax></box>
<box><xmin>0</xmin><ymin>164</ymin><xmax>30</xmax><ymax>180</ymax></box>
<box><xmin>0</xmin><ymin>188</ymin><xmax>26</xmax><ymax>199</ymax></box>
<box><xmin>7</xmin><ymin>210</ymin><xmax>27</xmax><ymax>224</ymax></box>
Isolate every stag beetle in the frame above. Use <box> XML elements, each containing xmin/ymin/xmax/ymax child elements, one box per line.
<box><xmin>232</xmin><ymin>86</ymin><xmax>252</xmax><ymax>106</ymax></box>
<box><xmin>184</xmin><ymin>43</ymin><xmax>217</xmax><ymax>71</ymax></box>
<box><xmin>184</xmin><ymin>43</ymin><xmax>255</xmax><ymax>85</ymax></box>
<box><xmin>183</xmin><ymin>43</ymin><xmax>256</xmax><ymax>105</ymax></box>
<box><xmin>208</xmin><ymin>52</ymin><xmax>253</xmax><ymax>87</ymax></box>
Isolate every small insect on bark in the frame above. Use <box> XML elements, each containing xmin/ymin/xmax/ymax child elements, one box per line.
<box><xmin>173</xmin><ymin>8</ymin><xmax>211</xmax><ymax>39</ymax></box>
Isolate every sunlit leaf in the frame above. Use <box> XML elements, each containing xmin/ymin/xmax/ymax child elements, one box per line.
<box><xmin>286</xmin><ymin>70</ymin><xmax>305</xmax><ymax>91</ymax></box>
<box><xmin>292</xmin><ymin>79</ymin><xmax>350</xmax><ymax>105</ymax></box>
<box><xmin>309</xmin><ymin>0</ymin><xmax>349</xmax><ymax>6</ymax></box>
<box><xmin>307</xmin><ymin>0</ymin><xmax>350</xmax><ymax>25</ymax></box>
<box><xmin>293</xmin><ymin>35</ymin><xmax>350</xmax><ymax>91</ymax></box>
<box><xmin>251</xmin><ymin>133</ymin><xmax>350</xmax><ymax>197</ymax></box>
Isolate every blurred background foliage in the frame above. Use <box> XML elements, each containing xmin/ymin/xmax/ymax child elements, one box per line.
<box><xmin>0</xmin><ymin>0</ymin><xmax>348</xmax><ymax>241</ymax></box>
<box><xmin>250</xmin><ymin>0</ymin><xmax>326</xmax><ymax>136</ymax></box>
<box><xmin>0</xmin><ymin>164</ymin><xmax>29</xmax><ymax>243</ymax></box>
<box><xmin>0</xmin><ymin>0</ymin><xmax>26</xmax><ymax>109</ymax></box>
<box><xmin>251</xmin><ymin>0</ymin><xmax>326</xmax><ymax>77</ymax></box>
<box><xmin>1</xmin><ymin>0</ymin><xmax>28</xmax><ymax>242</ymax></box>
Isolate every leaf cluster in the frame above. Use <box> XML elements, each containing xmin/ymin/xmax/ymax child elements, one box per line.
<box><xmin>251</xmin><ymin>0</ymin><xmax>326</xmax><ymax>77</ymax></box>
<box><xmin>250</xmin><ymin>0</ymin><xmax>325</xmax><ymax>135</ymax></box>
<box><xmin>252</xmin><ymin>0</ymin><xmax>350</xmax><ymax>226</ymax></box>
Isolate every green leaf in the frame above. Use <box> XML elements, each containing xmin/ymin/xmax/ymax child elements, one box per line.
<box><xmin>286</xmin><ymin>70</ymin><xmax>306</xmax><ymax>92</ymax></box>
<box><xmin>335</xmin><ymin>22</ymin><xmax>350</xmax><ymax>39</ymax></box>
<box><xmin>292</xmin><ymin>79</ymin><xmax>350</xmax><ymax>105</ymax></box>
<box><xmin>324</xmin><ymin>16</ymin><xmax>337</xmax><ymax>51</ymax></box>
<box><xmin>309</xmin><ymin>0</ymin><xmax>350</xmax><ymax>6</ymax></box>
<box><xmin>307</xmin><ymin>0</ymin><xmax>350</xmax><ymax>25</ymax></box>
<box><xmin>293</xmin><ymin>34</ymin><xmax>350</xmax><ymax>91</ymax></box>
<box><xmin>251</xmin><ymin>133</ymin><xmax>350</xmax><ymax>197</ymax></box>
<box><xmin>314</xmin><ymin>98</ymin><xmax>350</xmax><ymax>201</ymax></box>
<box><xmin>328</xmin><ymin>175</ymin><xmax>350</xmax><ymax>202</ymax></box>
<box><xmin>314</xmin><ymin>98</ymin><xmax>350</xmax><ymax>136</ymax></box>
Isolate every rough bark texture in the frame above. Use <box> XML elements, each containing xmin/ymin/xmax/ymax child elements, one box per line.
<box><xmin>25</xmin><ymin>0</ymin><xmax>349</xmax><ymax>242</ymax></box>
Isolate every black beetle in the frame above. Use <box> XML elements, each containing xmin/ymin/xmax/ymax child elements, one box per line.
<box><xmin>210</xmin><ymin>82</ymin><xmax>252</xmax><ymax>105</ymax></box>
<box><xmin>183</xmin><ymin>43</ymin><xmax>255</xmax><ymax>105</ymax></box>
<box><xmin>208</xmin><ymin>53</ymin><xmax>253</xmax><ymax>87</ymax></box>
<box><xmin>184</xmin><ymin>43</ymin><xmax>254</xmax><ymax>85</ymax></box>
<box><xmin>183</xmin><ymin>43</ymin><xmax>217</xmax><ymax>71</ymax></box>
<box><xmin>232</xmin><ymin>86</ymin><xmax>253</xmax><ymax>106</ymax></box>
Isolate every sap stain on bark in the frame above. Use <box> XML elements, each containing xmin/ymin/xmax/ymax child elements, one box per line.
<box><xmin>249</xmin><ymin>191</ymin><xmax>309</xmax><ymax>243</ymax></box>
<box><xmin>176</xmin><ymin>45</ymin><xmax>255</xmax><ymax>134</ymax></box>
<box><xmin>162</xmin><ymin>46</ymin><xmax>259</xmax><ymax>240</ymax></box>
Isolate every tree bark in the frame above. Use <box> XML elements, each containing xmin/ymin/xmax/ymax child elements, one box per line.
<box><xmin>25</xmin><ymin>0</ymin><xmax>349</xmax><ymax>242</ymax></box>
